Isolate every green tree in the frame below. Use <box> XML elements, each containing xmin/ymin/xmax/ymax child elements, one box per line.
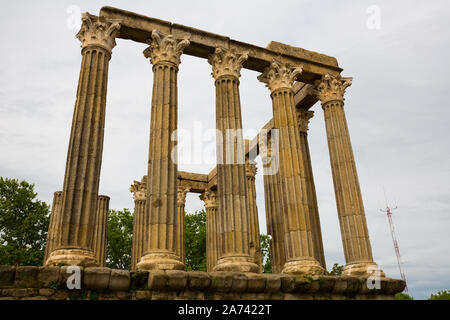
<box><xmin>106</xmin><ymin>208</ymin><xmax>133</xmax><ymax>270</ymax></box>
<box><xmin>260</xmin><ymin>234</ymin><xmax>272</xmax><ymax>273</ymax></box>
<box><xmin>0</xmin><ymin>177</ymin><xmax>50</xmax><ymax>266</ymax></box>
<box><xmin>327</xmin><ymin>263</ymin><xmax>344</xmax><ymax>276</ymax></box>
<box><xmin>185</xmin><ymin>210</ymin><xmax>207</xmax><ymax>271</ymax></box>
<box><xmin>395</xmin><ymin>292</ymin><xmax>414</xmax><ymax>300</ymax></box>
<box><xmin>429</xmin><ymin>290</ymin><xmax>450</xmax><ymax>300</ymax></box>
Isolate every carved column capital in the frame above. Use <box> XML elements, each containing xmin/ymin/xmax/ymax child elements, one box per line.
<box><xmin>245</xmin><ymin>162</ymin><xmax>257</xmax><ymax>178</ymax></box>
<box><xmin>76</xmin><ymin>13</ymin><xmax>121</xmax><ymax>53</ymax></box>
<box><xmin>313</xmin><ymin>73</ymin><xmax>352</xmax><ymax>105</ymax></box>
<box><xmin>130</xmin><ymin>176</ymin><xmax>147</xmax><ymax>201</ymax></box>
<box><xmin>143</xmin><ymin>30</ymin><xmax>190</xmax><ymax>67</ymax></box>
<box><xmin>177</xmin><ymin>187</ymin><xmax>190</xmax><ymax>206</ymax></box>
<box><xmin>208</xmin><ymin>47</ymin><xmax>248</xmax><ymax>80</ymax></box>
<box><xmin>297</xmin><ymin>109</ymin><xmax>314</xmax><ymax>134</ymax></box>
<box><xmin>258</xmin><ymin>58</ymin><xmax>303</xmax><ymax>93</ymax></box>
<box><xmin>199</xmin><ymin>190</ymin><xmax>217</xmax><ymax>209</ymax></box>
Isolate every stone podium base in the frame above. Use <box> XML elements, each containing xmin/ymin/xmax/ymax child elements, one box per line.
<box><xmin>0</xmin><ymin>266</ymin><xmax>405</xmax><ymax>300</ymax></box>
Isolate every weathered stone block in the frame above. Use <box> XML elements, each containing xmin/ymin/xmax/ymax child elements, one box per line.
<box><xmin>280</xmin><ymin>275</ymin><xmax>296</xmax><ymax>292</ymax></box>
<box><xmin>38</xmin><ymin>266</ymin><xmax>60</xmax><ymax>288</ymax></box>
<box><xmin>0</xmin><ymin>266</ymin><xmax>16</xmax><ymax>287</ymax></box>
<box><xmin>83</xmin><ymin>267</ymin><xmax>111</xmax><ymax>290</ymax></box>
<box><xmin>246</xmin><ymin>273</ymin><xmax>266</xmax><ymax>292</ymax></box>
<box><xmin>264</xmin><ymin>274</ymin><xmax>281</xmax><ymax>292</ymax></box>
<box><xmin>210</xmin><ymin>272</ymin><xmax>233</xmax><ymax>293</ymax></box>
<box><xmin>187</xmin><ymin>271</ymin><xmax>211</xmax><ymax>290</ymax></box>
<box><xmin>109</xmin><ymin>269</ymin><xmax>130</xmax><ymax>291</ymax></box>
<box><xmin>148</xmin><ymin>270</ymin><xmax>168</xmax><ymax>290</ymax></box>
<box><xmin>14</xmin><ymin>266</ymin><xmax>39</xmax><ymax>288</ymax></box>
<box><xmin>333</xmin><ymin>276</ymin><xmax>348</xmax><ymax>293</ymax></box>
<box><xmin>13</xmin><ymin>288</ymin><xmax>28</xmax><ymax>298</ymax></box>
<box><xmin>39</xmin><ymin>288</ymin><xmax>55</xmax><ymax>297</ymax></box>
<box><xmin>116</xmin><ymin>291</ymin><xmax>132</xmax><ymax>300</ymax></box>
<box><xmin>130</xmin><ymin>271</ymin><xmax>149</xmax><ymax>290</ymax></box>
<box><xmin>231</xmin><ymin>273</ymin><xmax>247</xmax><ymax>292</ymax></box>
<box><xmin>166</xmin><ymin>270</ymin><xmax>187</xmax><ymax>291</ymax></box>
<box><xmin>292</xmin><ymin>276</ymin><xmax>313</xmax><ymax>293</ymax></box>
<box><xmin>313</xmin><ymin>275</ymin><xmax>335</xmax><ymax>293</ymax></box>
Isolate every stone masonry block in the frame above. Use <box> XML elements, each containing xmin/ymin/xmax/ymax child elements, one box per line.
<box><xmin>166</xmin><ymin>270</ymin><xmax>187</xmax><ymax>291</ymax></box>
<box><xmin>187</xmin><ymin>271</ymin><xmax>211</xmax><ymax>290</ymax></box>
<box><xmin>0</xmin><ymin>266</ymin><xmax>16</xmax><ymax>287</ymax></box>
<box><xmin>109</xmin><ymin>269</ymin><xmax>130</xmax><ymax>291</ymax></box>
<box><xmin>83</xmin><ymin>267</ymin><xmax>111</xmax><ymax>291</ymax></box>
<box><xmin>38</xmin><ymin>266</ymin><xmax>61</xmax><ymax>288</ymax></box>
<box><xmin>230</xmin><ymin>273</ymin><xmax>247</xmax><ymax>292</ymax></box>
<box><xmin>245</xmin><ymin>273</ymin><xmax>266</xmax><ymax>293</ymax></box>
<box><xmin>14</xmin><ymin>266</ymin><xmax>39</xmax><ymax>288</ymax></box>
<box><xmin>209</xmin><ymin>272</ymin><xmax>233</xmax><ymax>293</ymax></box>
<box><xmin>263</xmin><ymin>274</ymin><xmax>281</xmax><ymax>292</ymax></box>
<box><xmin>148</xmin><ymin>270</ymin><xmax>168</xmax><ymax>290</ymax></box>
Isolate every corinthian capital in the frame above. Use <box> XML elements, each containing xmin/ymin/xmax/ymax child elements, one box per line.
<box><xmin>297</xmin><ymin>109</ymin><xmax>314</xmax><ymax>133</ymax></box>
<box><xmin>177</xmin><ymin>187</ymin><xmax>190</xmax><ymax>206</ymax></box>
<box><xmin>143</xmin><ymin>30</ymin><xmax>190</xmax><ymax>66</ymax></box>
<box><xmin>76</xmin><ymin>13</ymin><xmax>121</xmax><ymax>53</ymax></box>
<box><xmin>130</xmin><ymin>176</ymin><xmax>147</xmax><ymax>201</ymax></box>
<box><xmin>258</xmin><ymin>58</ymin><xmax>303</xmax><ymax>92</ymax></box>
<box><xmin>208</xmin><ymin>47</ymin><xmax>249</xmax><ymax>80</ymax></box>
<box><xmin>199</xmin><ymin>190</ymin><xmax>217</xmax><ymax>209</ymax></box>
<box><xmin>245</xmin><ymin>162</ymin><xmax>257</xmax><ymax>178</ymax></box>
<box><xmin>314</xmin><ymin>73</ymin><xmax>352</xmax><ymax>105</ymax></box>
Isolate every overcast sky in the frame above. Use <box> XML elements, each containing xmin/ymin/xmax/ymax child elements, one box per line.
<box><xmin>1</xmin><ymin>0</ymin><xmax>449</xmax><ymax>299</ymax></box>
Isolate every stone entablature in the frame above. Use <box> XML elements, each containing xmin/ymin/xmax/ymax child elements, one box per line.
<box><xmin>0</xmin><ymin>266</ymin><xmax>405</xmax><ymax>300</ymax></box>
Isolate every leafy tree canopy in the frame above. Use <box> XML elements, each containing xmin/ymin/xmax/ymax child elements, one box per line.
<box><xmin>106</xmin><ymin>208</ymin><xmax>133</xmax><ymax>270</ymax></box>
<box><xmin>185</xmin><ymin>210</ymin><xmax>207</xmax><ymax>271</ymax></box>
<box><xmin>0</xmin><ymin>177</ymin><xmax>49</xmax><ymax>266</ymax></box>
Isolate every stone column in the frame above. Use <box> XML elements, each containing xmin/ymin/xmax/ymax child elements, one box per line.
<box><xmin>314</xmin><ymin>74</ymin><xmax>384</xmax><ymax>277</ymax></box>
<box><xmin>44</xmin><ymin>191</ymin><xmax>63</xmax><ymax>264</ymax></box>
<box><xmin>92</xmin><ymin>195</ymin><xmax>110</xmax><ymax>267</ymax></box>
<box><xmin>296</xmin><ymin>109</ymin><xmax>326</xmax><ymax>269</ymax></box>
<box><xmin>200</xmin><ymin>190</ymin><xmax>219</xmax><ymax>272</ymax></box>
<box><xmin>130</xmin><ymin>177</ymin><xmax>147</xmax><ymax>271</ymax></box>
<box><xmin>258</xmin><ymin>58</ymin><xmax>324</xmax><ymax>275</ymax></box>
<box><xmin>176</xmin><ymin>187</ymin><xmax>190</xmax><ymax>264</ymax></box>
<box><xmin>46</xmin><ymin>14</ymin><xmax>120</xmax><ymax>266</ymax></box>
<box><xmin>260</xmin><ymin>135</ymin><xmax>285</xmax><ymax>274</ymax></box>
<box><xmin>245</xmin><ymin>161</ymin><xmax>262</xmax><ymax>271</ymax></box>
<box><xmin>208</xmin><ymin>47</ymin><xmax>259</xmax><ymax>273</ymax></box>
<box><xmin>137</xmin><ymin>31</ymin><xmax>190</xmax><ymax>271</ymax></box>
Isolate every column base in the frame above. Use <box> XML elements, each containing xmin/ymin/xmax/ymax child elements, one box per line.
<box><xmin>213</xmin><ymin>255</ymin><xmax>260</xmax><ymax>273</ymax></box>
<box><xmin>343</xmin><ymin>262</ymin><xmax>386</xmax><ymax>278</ymax></box>
<box><xmin>136</xmin><ymin>251</ymin><xmax>185</xmax><ymax>271</ymax></box>
<box><xmin>45</xmin><ymin>248</ymin><xmax>98</xmax><ymax>267</ymax></box>
<box><xmin>282</xmin><ymin>259</ymin><xmax>325</xmax><ymax>275</ymax></box>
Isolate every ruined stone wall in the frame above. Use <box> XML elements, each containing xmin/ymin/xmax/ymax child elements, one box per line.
<box><xmin>0</xmin><ymin>266</ymin><xmax>404</xmax><ymax>300</ymax></box>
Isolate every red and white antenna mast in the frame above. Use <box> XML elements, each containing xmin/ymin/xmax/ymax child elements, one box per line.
<box><xmin>380</xmin><ymin>189</ymin><xmax>408</xmax><ymax>293</ymax></box>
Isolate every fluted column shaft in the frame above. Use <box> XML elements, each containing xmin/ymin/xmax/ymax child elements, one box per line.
<box><xmin>208</xmin><ymin>47</ymin><xmax>259</xmax><ymax>273</ymax></box>
<box><xmin>297</xmin><ymin>110</ymin><xmax>326</xmax><ymax>269</ymax></box>
<box><xmin>137</xmin><ymin>31</ymin><xmax>189</xmax><ymax>271</ymax></box>
<box><xmin>258</xmin><ymin>59</ymin><xmax>324</xmax><ymax>275</ymax></box>
<box><xmin>44</xmin><ymin>191</ymin><xmax>63</xmax><ymax>264</ymax></box>
<box><xmin>176</xmin><ymin>187</ymin><xmax>189</xmax><ymax>264</ymax></box>
<box><xmin>245</xmin><ymin>162</ymin><xmax>261</xmax><ymax>271</ymax></box>
<box><xmin>131</xmin><ymin>199</ymin><xmax>146</xmax><ymax>271</ymax></box>
<box><xmin>315</xmin><ymin>74</ymin><xmax>384</xmax><ymax>277</ymax></box>
<box><xmin>200</xmin><ymin>190</ymin><xmax>219</xmax><ymax>272</ymax></box>
<box><xmin>261</xmin><ymin>137</ymin><xmax>285</xmax><ymax>274</ymax></box>
<box><xmin>46</xmin><ymin>14</ymin><xmax>120</xmax><ymax>267</ymax></box>
<box><xmin>92</xmin><ymin>195</ymin><xmax>110</xmax><ymax>267</ymax></box>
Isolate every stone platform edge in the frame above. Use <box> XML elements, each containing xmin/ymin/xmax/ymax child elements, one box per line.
<box><xmin>0</xmin><ymin>266</ymin><xmax>405</xmax><ymax>300</ymax></box>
